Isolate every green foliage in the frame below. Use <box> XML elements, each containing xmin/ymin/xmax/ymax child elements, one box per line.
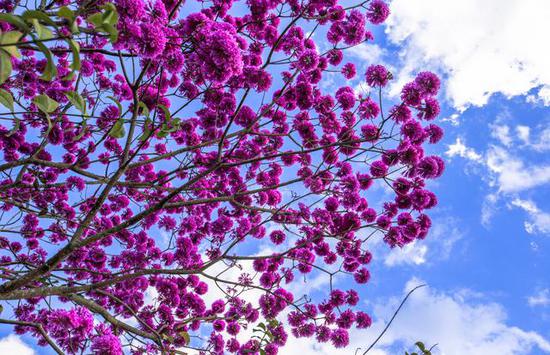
<box><xmin>405</xmin><ymin>341</ymin><xmax>436</xmax><ymax>355</ymax></box>
<box><xmin>0</xmin><ymin>31</ymin><xmax>23</xmax><ymax>57</ymax></box>
<box><xmin>0</xmin><ymin>88</ymin><xmax>14</xmax><ymax>111</ymax></box>
<box><xmin>64</xmin><ymin>91</ymin><xmax>86</xmax><ymax>114</ymax></box>
<box><xmin>0</xmin><ymin>50</ymin><xmax>12</xmax><ymax>84</ymax></box>
<box><xmin>156</xmin><ymin>104</ymin><xmax>180</xmax><ymax>138</ymax></box>
<box><xmin>251</xmin><ymin>319</ymin><xmax>280</xmax><ymax>353</ymax></box>
<box><xmin>35</xmin><ymin>41</ymin><xmax>57</xmax><ymax>81</ymax></box>
<box><xmin>0</xmin><ymin>4</ymin><xmax>118</xmax><ymax>84</ymax></box>
<box><xmin>109</xmin><ymin>119</ymin><xmax>126</xmax><ymax>138</ymax></box>
<box><xmin>86</xmin><ymin>3</ymin><xmax>119</xmax><ymax>43</ymax></box>
<box><xmin>33</xmin><ymin>94</ymin><xmax>59</xmax><ymax>114</ymax></box>
<box><xmin>0</xmin><ymin>13</ymin><xmax>30</xmax><ymax>32</ymax></box>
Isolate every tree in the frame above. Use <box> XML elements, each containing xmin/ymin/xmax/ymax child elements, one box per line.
<box><xmin>0</xmin><ymin>0</ymin><xmax>444</xmax><ymax>353</ymax></box>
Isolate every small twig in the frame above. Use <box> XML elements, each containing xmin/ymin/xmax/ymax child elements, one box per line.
<box><xmin>0</xmin><ymin>318</ymin><xmax>63</xmax><ymax>354</ymax></box>
<box><xmin>361</xmin><ymin>284</ymin><xmax>427</xmax><ymax>355</ymax></box>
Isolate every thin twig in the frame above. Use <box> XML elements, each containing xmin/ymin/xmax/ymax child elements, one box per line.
<box><xmin>361</xmin><ymin>284</ymin><xmax>427</xmax><ymax>355</ymax></box>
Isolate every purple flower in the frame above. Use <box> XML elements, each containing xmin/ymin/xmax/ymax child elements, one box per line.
<box><xmin>418</xmin><ymin>97</ymin><xmax>440</xmax><ymax>120</ymax></box>
<box><xmin>335</xmin><ymin>86</ymin><xmax>356</xmax><ymax>110</ymax></box>
<box><xmin>401</xmin><ymin>82</ymin><xmax>422</xmax><ymax>106</ymax></box>
<box><xmin>91</xmin><ymin>333</ymin><xmax>123</xmax><ymax>355</ymax></box>
<box><xmin>298</xmin><ymin>49</ymin><xmax>320</xmax><ymax>72</ymax></box>
<box><xmin>354</xmin><ymin>268</ymin><xmax>371</xmax><ymax>284</ymax></box>
<box><xmin>415</xmin><ymin>71</ymin><xmax>441</xmax><ymax>96</ymax></box>
<box><xmin>370</xmin><ymin>160</ymin><xmax>388</xmax><ymax>177</ymax></box>
<box><xmin>361</xmin><ymin>124</ymin><xmax>379</xmax><ymax>142</ymax></box>
<box><xmin>365</xmin><ymin>64</ymin><xmax>390</xmax><ymax>87</ymax></box>
<box><xmin>425</xmin><ymin>124</ymin><xmax>444</xmax><ymax>143</ymax></box>
<box><xmin>330</xmin><ymin>329</ymin><xmax>350</xmax><ymax>348</ymax></box>
<box><xmin>358</xmin><ymin>98</ymin><xmax>380</xmax><ymax>119</ymax></box>
<box><xmin>356</xmin><ymin>311</ymin><xmax>372</xmax><ymax>328</ymax></box>
<box><xmin>367</xmin><ymin>0</ymin><xmax>390</xmax><ymax>24</ymax></box>
<box><xmin>342</xmin><ymin>63</ymin><xmax>357</xmax><ymax>79</ymax></box>
<box><xmin>270</xmin><ymin>230</ymin><xmax>286</xmax><ymax>245</ymax></box>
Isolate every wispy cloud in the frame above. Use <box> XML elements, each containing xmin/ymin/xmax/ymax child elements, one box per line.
<box><xmin>528</xmin><ymin>288</ymin><xmax>550</xmax><ymax>308</ymax></box>
<box><xmin>510</xmin><ymin>199</ymin><xmax>550</xmax><ymax>235</ymax></box>
<box><xmin>283</xmin><ymin>279</ymin><xmax>550</xmax><ymax>355</ymax></box>
<box><xmin>0</xmin><ymin>335</ymin><xmax>34</xmax><ymax>355</ymax></box>
<box><xmin>387</xmin><ymin>0</ymin><xmax>550</xmax><ymax>110</ymax></box>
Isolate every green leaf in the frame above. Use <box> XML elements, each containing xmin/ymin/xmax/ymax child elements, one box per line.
<box><xmin>64</xmin><ymin>90</ymin><xmax>85</xmax><ymax>114</ymax></box>
<box><xmin>137</xmin><ymin>101</ymin><xmax>150</xmax><ymax>117</ymax></box>
<box><xmin>259</xmin><ymin>349</ymin><xmax>266</xmax><ymax>355</ymax></box>
<box><xmin>86</xmin><ymin>13</ymin><xmax>104</xmax><ymax>28</ymax></box>
<box><xmin>86</xmin><ymin>4</ymin><xmax>119</xmax><ymax>43</ymax></box>
<box><xmin>157</xmin><ymin>128</ymin><xmax>169</xmax><ymax>138</ymax></box>
<box><xmin>0</xmin><ymin>88</ymin><xmax>14</xmax><ymax>111</ymax></box>
<box><xmin>58</xmin><ymin>7</ymin><xmax>79</xmax><ymax>34</ymax></box>
<box><xmin>73</xmin><ymin>120</ymin><xmax>87</xmax><ymax>141</ymax></box>
<box><xmin>101</xmin><ymin>23</ymin><xmax>118</xmax><ymax>42</ymax></box>
<box><xmin>138</xmin><ymin>118</ymin><xmax>152</xmax><ymax>142</ymax></box>
<box><xmin>109</xmin><ymin>119</ymin><xmax>125</xmax><ymax>138</ymax></box>
<box><xmin>0</xmin><ymin>14</ymin><xmax>31</xmax><ymax>32</ymax></box>
<box><xmin>33</xmin><ymin>94</ymin><xmax>59</xmax><ymax>113</ymax></box>
<box><xmin>179</xmin><ymin>331</ymin><xmax>190</xmax><ymax>345</ymax></box>
<box><xmin>22</xmin><ymin>10</ymin><xmax>57</xmax><ymax>27</ymax></box>
<box><xmin>58</xmin><ymin>6</ymin><xmax>75</xmax><ymax>22</ymax></box>
<box><xmin>66</xmin><ymin>39</ymin><xmax>80</xmax><ymax>71</ymax></box>
<box><xmin>31</xmin><ymin>18</ymin><xmax>54</xmax><ymax>40</ymax></box>
<box><xmin>157</xmin><ymin>104</ymin><xmax>171</xmax><ymax>121</ymax></box>
<box><xmin>102</xmin><ymin>9</ymin><xmax>118</xmax><ymax>27</ymax></box>
<box><xmin>169</xmin><ymin>118</ymin><xmax>180</xmax><ymax>131</ymax></box>
<box><xmin>101</xmin><ymin>3</ymin><xmax>119</xmax><ymax>25</ymax></box>
<box><xmin>0</xmin><ymin>50</ymin><xmax>12</xmax><ymax>84</ymax></box>
<box><xmin>35</xmin><ymin>41</ymin><xmax>57</xmax><ymax>81</ymax></box>
<box><xmin>0</xmin><ymin>31</ymin><xmax>23</xmax><ymax>58</ymax></box>
<box><xmin>415</xmin><ymin>342</ymin><xmax>426</xmax><ymax>351</ymax></box>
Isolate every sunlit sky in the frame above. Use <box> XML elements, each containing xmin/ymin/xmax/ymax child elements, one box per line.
<box><xmin>2</xmin><ymin>0</ymin><xmax>550</xmax><ymax>354</ymax></box>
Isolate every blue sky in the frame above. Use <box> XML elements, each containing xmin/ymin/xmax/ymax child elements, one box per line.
<box><xmin>2</xmin><ymin>0</ymin><xmax>550</xmax><ymax>354</ymax></box>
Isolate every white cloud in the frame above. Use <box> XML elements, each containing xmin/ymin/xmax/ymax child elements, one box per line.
<box><xmin>446</xmin><ymin>130</ymin><xmax>550</xmax><ymax>231</ymax></box>
<box><xmin>0</xmin><ymin>335</ymin><xmax>35</xmax><ymax>355</ymax></box>
<box><xmin>441</xmin><ymin>113</ymin><xmax>461</xmax><ymax>126</ymax></box>
<box><xmin>527</xmin><ymin>86</ymin><xmax>550</xmax><ymax>106</ymax></box>
<box><xmin>486</xmin><ymin>146</ymin><xmax>550</xmax><ymax>193</ymax></box>
<box><xmin>516</xmin><ymin>125</ymin><xmax>531</xmax><ymax>144</ymax></box>
<box><xmin>445</xmin><ymin>138</ymin><xmax>482</xmax><ymax>162</ymax></box>
<box><xmin>384</xmin><ymin>241</ymin><xmax>428</xmax><ymax>267</ymax></box>
<box><xmin>491</xmin><ymin>124</ymin><xmax>513</xmax><ymax>147</ymax></box>
<box><xmin>383</xmin><ymin>216</ymin><xmax>463</xmax><ymax>267</ymax></box>
<box><xmin>481</xmin><ymin>194</ymin><xmax>499</xmax><ymax>227</ymax></box>
<box><xmin>529</xmin><ymin>126</ymin><xmax>550</xmax><ymax>152</ymax></box>
<box><xmin>509</xmin><ymin>123</ymin><xmax>550</xmax><ymax>151</ymax></box>
<box><xmin>283</xmin><ymin>279</ymin><xmax>550</xmax><ymax>355</ymax></box>
<box><xmin>347</xmin><ymin>43</ymin><xmax>386</xmax><ymax>64</ymax></box>
<box><xmin>387</xmin><ymin>0</ymin><xmax>550</xmax><ymax>110</ymax></box>
<box><xmin>528</xmin><ymin>289</ymin><xmax>550</xmax><ymax>308</ymax></box>
<box><xmin>510</xmin><ymin>199</ymin><xmax>550</xmax><ymax>235</ymax></box>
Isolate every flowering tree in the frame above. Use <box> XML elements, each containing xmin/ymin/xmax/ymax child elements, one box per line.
<box><xmin>0</xmin><ymin>0</ymin><xmax>444</xmax><ymax>353</ymax></box>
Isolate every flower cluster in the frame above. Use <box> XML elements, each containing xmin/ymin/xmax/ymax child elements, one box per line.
<box><xmin>0</xmin><ymin>0</ymin><xmax>445</xmax><ymax>354</ymax></box>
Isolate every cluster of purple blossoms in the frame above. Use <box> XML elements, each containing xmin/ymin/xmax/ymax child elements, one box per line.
<box><xmin>0</xmin><ymin>0</ymin><xmax>446</xmax><ymax>354</ymax></box>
